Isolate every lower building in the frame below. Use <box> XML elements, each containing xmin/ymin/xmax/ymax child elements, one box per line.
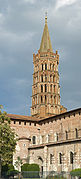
<box><xmin>8</xmin><ymin>107</ymin><xmax>81</xmax><ymax>178</ymax></box>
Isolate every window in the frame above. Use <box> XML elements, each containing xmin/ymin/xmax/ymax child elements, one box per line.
<box><xmin>45</xmin><ymin>74</ymin><xmax>47</xmax><ymax>82</ymax></box>
<box><xmin>41</xmin><ymin>85</ymin><xmax>43</xmax><ymax>92</ymax></box>
<box><xmin>66</xmin><ymin>131</ymin><xmax>68</xmax><ymax>140</ymax></box>
<box><xmin>50</xmin><ymin>154</ymin><xmax>53</xmax><ymax>164</ymax></box>
<box><xmin>34</xmin><ymin>123</ymin><xmax>36</xmax><ymax>126</ymax></box>
<box><xmin>41</xmin><ymin>75</ymin><xmax>43</xmax><ymax>82</ymax></box>
<box><xmin>24</xmin><ymin>121</ymin><xmax>26</xmax><ymax>125</ymax></box>
<box><xmin>29</xmin><ymin>122</ymin><xmax>31</xmax><ymax>126</ymax></box>
<box><xmin>75</xmin><ymin>128</ymin><xmax>78</xmax><ymax>138</ymax></box>
<box><xmin>45</xmin><ymin>63</ymin><xmax>47</xmax><ymax>70</ymax></box>
<box><xmin>41</xmin><ymin>96</ymin><xmax>43</xmax><ymax>103</ymax></box>
<box><xmin>23</xmin><ymin>143</ymin><xmax>26</xmax><ymax>147</ymax></box>
<box><xmin>53</xmin><ymin>64</ymin><xmax>54</xmax><ymax>70</ymax></box>
<box><xmin>70</xmin><ymin>152</ymin><xmax>73</xmax><ymax>164</ymax></box>
<box><xmin>19</xmin><ymin>121</ymin><xmax>21</xmax><ymax>125</ymax></box>
<box><xmin>59</xmin><ymin>153</ymin><xmax>62</xmax><ymax>164</ymax></box>
<box><xmin>32</xmin><ymin>136</ymin><xmax>36</xmax><ymax>144</ymax></box>
<box><xmin>42</xmin><ymin>64</ymin><xmax>43</xmax><ymax>71</ymax></box>
<box><xmin>14</xmin><ymin>121</ymin><xmax>16</xmax><ymax>124</ymax></box>
<box><xmin>50</xmin><ymin>63</ymin><xmax>52</xmax><ymax>70</ymax></box>
<box><xmin>50</xmin><ymin>84</ymin><xmax>52</xmax><ymax>92</ymax></box>
<box><xmin>45</xmin><ymin>95</ymin><xmax>47</xmax><ymax>103</ymax></box>
<box><xmin>54</xmin><ymin>85</ymin><xmax>55</xmax><ymax>93</ymax></box>
<box><xmin>45</xmin><ymin>84</ymin><xmax>47</xmax><ymax>92</ymax></box>
<box><xmin>50</xmin><ymin>75</ymin><xmax>52</xmax><ymax>82</ymax></box>
<box><xmin>57</xmin><ymin>133</ymin><xmax>58</xmax><ymax>141</ymax></box>
<box><xmin>51</xmin><ymin>95</ymin><xmax>52</xmax><ymax>103</ymax></box>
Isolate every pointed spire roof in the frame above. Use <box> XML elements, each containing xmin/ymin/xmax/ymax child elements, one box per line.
<box><xmin>40</xmin><ymin>14</ymin><xmax>53</xmax><ymax>53</ymax></box>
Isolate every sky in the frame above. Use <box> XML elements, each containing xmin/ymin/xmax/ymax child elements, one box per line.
<box><xmin>0</xmin><ymin>0</ymin><xmax>81</xmax><ymax>116</ymax></box>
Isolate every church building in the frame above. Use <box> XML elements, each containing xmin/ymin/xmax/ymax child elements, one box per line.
<box><xmin>8</xmin><ymin>15</ymin><xmax>81</xmax><ymax>178</ymax></box>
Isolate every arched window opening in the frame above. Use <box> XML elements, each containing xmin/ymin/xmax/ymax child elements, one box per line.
<box><xmin>41</xmin><ymin>96</ymin><xmax>43</xmax><ymax>103</ymax></box>
<box><xmin>45</xmin><ymin>74</ymin><xmax>47</xmax><ymax>82</ymax></box>
<box><xmin>75</xmin><ymin>128</ymin><xmax>78</xmax><ymax>138</ymax></box>
<box><xmin>45</xmin><ymin>95</ymin><xmax>47</xmax><ymax>103</ymax></box>
<box><xmin>54</xmin><ymin>85</ymin><xmax>55</xmax><ymax>93</ymax></box>
<box><xmin>32</xmin><ymin>136</ymin><xmax>36</xmax><ymax>144</ymax></box>
<box><xmin>41</xmin><ymin>75</ymin><xmax>43</xmax><ymax>82</ymax></box>
<box><xmin>42</xmin><ymin>64</ymin><xmax>43</xmax><ymax>71</ymax></box>
<box><xmin>57</xmin><ymin>133</ymin><xmax>58</xmax><ymax>141</ymax></box>
<box><xmin>45</xmin><ymin>63</ymin><xmax>47</xmax><ymax>70</ymax></box>
<box><xmin>45</xmin><ymin>84</ymin><xmax>47</xmax><ymax>92</ymax></box>
<box><xmin>70</xmin><ymin>152</ymin><xmax>73</xmax><ymax>164</ymax></box>
<box><xmin>51</xmin><ymin>95</ymin><xmax>53</xmax><ymax>103</ymax></box>
<box><xmin>50</xmin><ymin>84</ymin><xmax>52</xmax><ymax>92</ymax></box>
<box><xmin>41</xmin><ymin>85</ymin><xmax>43</xmax><ymax>92</ymax></box>
<box><xmin>53</xmin><ymin>64</ymin><xmax>54</xmax><ymax>70</ymax></box>
<box><xmin>59</xmin><ymin>153</ymin><xmax>62</xmax><ymax>164</ymax></box>
<box><xmin>66</xmin><ymin>131</ymin><xmax>68</xmax><ymax>140</ymax></box>
<box><xmin>50</xmin><ymin>75</ymin><xmax>52</xmax><ymax>82</ymax></box>
<box><xmin>50</xmin><ymin>154</ymin><xmax>54</xmax><ymax>164</ymax></box>
<box><xmin>50</xmin><ymin>63</ymin><xmax>52</xmax><ymax>70</ymax></box>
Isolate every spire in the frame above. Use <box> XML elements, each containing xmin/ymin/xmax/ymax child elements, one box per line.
<box><xmin>40</xmin><ymin>13</ymin><xmax>53</xmax><ymax>53</ymax></box>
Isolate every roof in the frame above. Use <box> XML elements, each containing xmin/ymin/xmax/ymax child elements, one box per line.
<box><xmin>7</xmin><ymin>107</ymin><xmax>81</xmax><ymax>123</ymax></box>
<box><xmin>7</xmin><ymin>114</ymin><xmax>40</xmax><ymax>122</ymax></box>
<box><xmin>40</xmin><ymin>15</ymin><xmax>53</xmax><ymax>53</ymax></box>
<box><xmin>38</xmin><ymin>107</ymin><xmax>81</xmax><ymax>123</ymax></box>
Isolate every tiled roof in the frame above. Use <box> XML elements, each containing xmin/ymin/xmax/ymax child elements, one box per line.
<box><xmin>7</xmin><ymin>107</ymin><xmax>81</xmax><ymax>123</ymax></box>
<box><xmin>7</xmin><ymin>114</ymin><xmax>40</xmax><ymax>122</ymax></box>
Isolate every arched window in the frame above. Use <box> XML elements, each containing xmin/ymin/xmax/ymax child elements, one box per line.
<box><xmin>50</xmin><ymin>75</ymin><xmax>52</xmax><ymax>82</ymax></box>
<box><xmin>70</xmin><ymin>152</ymin><xmax>73</xmax><ymax>164</ymax></box>
<box><xmin>59</xmin><ymin>153</ymin><xmax>62</xmax><ymax>164</ymax></box>
<box><xmin>41</xmin><ymin>85</ymin><xmax>43</xmax><ymax>92</ymax></box>
<box><xmin>75</xmin><ymin>128</ymin><xmax>78</xmax><ymax>138</ymax></box>
<box><xmin>50</xmin><ymin>84</ymin><xmax>52</xmax><ymax>92</ymax></box>
<box><xmin>45</xmin><ymin>84</ymin><xmax>47</xmax><ymax>92</ymax></box>
<box><xmin>41</xmin><ymin>96</ymin><xmax>43</xmax><ymax>103</ymax></box>
<box><xmin>45</xmin><ymin>95</ymin><xmax>47</xmax><ymax>103</ymax></box>
<box><xmin>50</xmin><ymin>63</ymin><xmax>52</xmax><ymax>70</ymax></box>
<box><xmin>41</xmin><ymin>75</ymin><xmax>43</xmax><ymax>82</ymax></box>
<box><xmin>45</xmin><ymin>63</ymin><xmax>47</xmax><ymax>70</ymax></box>
<box><xmin>53</xmin><ymin>64</ymin><xmax>54</xmax><ymax>70</ymax></box>
<box><xmin>32</xmin><ymin>136</ymin><xmax>36</xmax><ymax>144</ymax></box>
<box><xmin>42</xmin><ymin>64</ymin><xmax>43</xmax><ymax>71</ymax></box>
<box><xmin>50</xmin><ymin>154</ymin><xmax>54</xmax><ymax>164</ymax></box>
<box><xmin>45</xmin><ymin>74</ymin><xmax>47</xmax><ymax>82</ymax></box>
<box><xmin>66</xmin><ymin>131</ymin><xmax>68</xmax><ymax>140</ymax></box>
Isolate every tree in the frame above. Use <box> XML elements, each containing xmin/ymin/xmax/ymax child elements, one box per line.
<box><xmin>15</xmin><ymin>156</ymin><xmax>22</xmax><ymax>171</ymax></box>
<box><xmin>0</xmin><ymin>106</ymin><xmax>17</xmax><ymax>178</ymax></box>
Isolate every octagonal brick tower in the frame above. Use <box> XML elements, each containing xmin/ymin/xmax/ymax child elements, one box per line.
<box><xmin>31</xmin><ymin>15</ymin><xmax>67</xmax><ymax>118</ymax></box>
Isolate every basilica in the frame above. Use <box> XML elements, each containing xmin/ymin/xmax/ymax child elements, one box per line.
<box><xmin>8</xmin><ymin>15</ymin><xmax>81</xmax><ymax>178</ymax></box>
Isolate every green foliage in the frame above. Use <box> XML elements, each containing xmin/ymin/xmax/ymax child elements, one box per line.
<box><xmin>7</xmin><ymin>169</ymin><xmax>19</xmax><ymax>177</ymax></box>
<box><xmin>70</xmin><ymin>168</ymin><xmax>81</xmax><ymax>177</ymax></box>
<box><xmin>27</xmin><ymin>164</ymin><xmax>40</xmax><ymax>172</ymax></box>
<box><xmin>21</xmin><ymin>163</ymin><xmax>40</xmax><ymax>178</ymax></box>
<box><xmin>15</xmin><ymin>156</ymin><xmax>22</xmax><ymax>171</ymax></box>
<box><xmin>0</xmin><ymin>108</ymin><xmax>17</xmax><ymax>177</ymax></box>
<box><xmin>21</xmin><ymin>163</ymin><xmax>29</xmax><ymax>171</ymax></box>
<box><xmin>1</xmin><ymin>164</ymin><xmax>15</xmax><ymax>178</ymax></box>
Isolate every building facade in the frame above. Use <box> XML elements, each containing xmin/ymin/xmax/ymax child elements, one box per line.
<box><xmin>8</xmin><ymin>15</ymin><xmax>81</xmax><ymax>178</ymax></box>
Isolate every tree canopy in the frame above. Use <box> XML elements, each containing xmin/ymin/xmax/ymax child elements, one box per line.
<box><xmin>0</xmin><ymin>106</ymin><xmax>17</xmax><ymax>177</ymax></box>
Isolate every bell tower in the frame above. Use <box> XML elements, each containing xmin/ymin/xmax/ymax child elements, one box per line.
<box><xmin>31</xmin><ymin>14</ymin><xmax>66</xmax><ymax>118</ymax></box>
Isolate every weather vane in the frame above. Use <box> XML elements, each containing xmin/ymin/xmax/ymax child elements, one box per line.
<box><xmin>45</xmin><ymin>11</ymin><xmax>47</xmax><ymax>17</ymax></box>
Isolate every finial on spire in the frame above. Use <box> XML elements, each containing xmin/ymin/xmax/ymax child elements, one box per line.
<box><xmin>45</xmin><ymin>11</ymin><xmax>47</xmax><ymax>24</ymax></box>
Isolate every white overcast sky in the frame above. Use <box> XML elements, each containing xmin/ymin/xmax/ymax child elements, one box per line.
<box><xmin>0</xmin><ymin>0</ymin><xmax>81</xmax><ymax>115</ymax></box>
